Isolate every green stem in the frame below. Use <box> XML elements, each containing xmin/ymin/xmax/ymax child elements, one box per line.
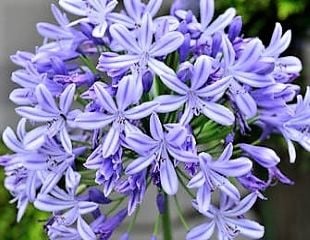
<box><xmin>107</xmin><ymin>197</ymin><xmax>125</xmax><ymax>216</ymax></box>
<box><xmin>153</xmin><ymin>214</ymin><xmax>161</xmax><ymax>237</ymax></box>
<box><xmin>173</xmin><ymin>196</ymin><xmax>190</xmax><ymax>231</ymax></box>
<box><xmin>176</xmin><ymin>168</ymin><xmax>195</xmax><ymax>199</ymax></box>
<box><xmin>127</xmin><ymin>207</ymin><xmax>140</xmax><ymax>233</ymax></box>
<box><xmin>162</xmin><ymin>194</ymin><xmax>173</xmax><ymax>240</ymax></box>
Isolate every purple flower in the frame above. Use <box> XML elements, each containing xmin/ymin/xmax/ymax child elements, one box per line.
<box><xmin>59</xmin><ymin>0</ymin><xmax>118</xmax><ymax>38</ymax></box>
<box><xmin>186</xmin><ymin>192</ymin><xmax>264</xmax><ymax>240</ymax></box>
<box><xmin>15</xmin><ymin>83</ymin><xmax>76</xmax><ymax>154</ymax></box>
<box><xmin>34</xmin><ymin>167</ymin><xmax>98</xmax><ymax>239</ymax></box>
<box><xmin>239</xmin><ymin>144</ymin><xmax>280</xmax><ymax>168</ymax></box>
<box><xmin>125</xmin><ymin>113</ymin><xmax>198</xmax><ymax>195</ymax></box>
<box><xmin>98</xmin><ymin>14</ymin><xmax>184</xmax><ymax>78</ymax></box>
<box><xmin>109</xmin><ymin>0</ymin><xmax>163</xmax><ymax>28</ymax></box>
<box><xmin>75</xmin><ymin>77</ymin><xmax>158</xmax><ymax>158</ymax></box>
<box><xmin>187</xmin><ymin>143</ymin><xmax>252</xmax><ymax>212</ymax></box>
<box><xmin>155</xmin><ymin>55</ymin><xmax>235</xmax><ymax>125</ymax></box>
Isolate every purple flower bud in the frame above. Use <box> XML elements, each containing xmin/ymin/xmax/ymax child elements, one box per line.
<box><xmin>142</xmin><ymin>71</ymin><xmax>154</xmax><ymax>92</ymax></box>
<box><xmin>88</xmin><ymin>188</ymin><xmax>112</xmax><ymax>204</ymax></box>
<box><xmin>239</xmin><ymin>144</ymin><xmax>280</xmax><ymax>168</ymax></box>
<box><xmin>156</xmin><ymin>193</ymin><xmax>166</xmax><ymax>214</ymax></box>
<box><xmin>228</xmin><ymin>16</ymin><xmax>243</xmax><ymax>42</ymax></box>
<box><xmin>179</xmin><ymin>33</ymin><xmax>191</xmax><ymax>62</ymax></box>
<box><xmin>211</xmin><ymin>32</ymin><xmax>222</xmax><ymax>57</ymax></box>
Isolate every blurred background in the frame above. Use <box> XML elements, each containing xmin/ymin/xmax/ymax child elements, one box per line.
<box><xmin>0</xmin><ymin>0</ymin><xmax>309</xmax><ymax>239</ymax></box>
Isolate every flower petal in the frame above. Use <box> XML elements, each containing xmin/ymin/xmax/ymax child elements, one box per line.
<box><xmin>187</xmin><ymin>171</ymin><xmax>205</xmax><ymax>188</ymax></box>
<box><xmin>116</xmin><ymin>75</ymin><xmax>135</xmax><ymax>111</ymax></box>
<box><xmin>60</xmin><ymin>127</ymin><xmax>72</xmax><ymax>154</ymax></box>
<box><xmin>196</xmin><ymin>185</ymin><xmax>211</xmax><ymax>213</ymax></box>
<box><xmin>16</xmin><ymin>107</ymin><xmax>57</xmax><ymax>122</ymax></box>
<box><xmin>75</xmin><ymin>112</ymin><xmax>114</xmax><ymax>130</ymax></box>
<box><xmin>186</xmin><ymin>221</ymin><xmax>215</xmax><ymax>240</ymax></box>
<box><xmin>2</xmin><ymin>127</ymin><xmax>24</xmax><ymax>153</ymax></box>
<box><xmin>150</xmin><ymin>113</ymin><xmax>164</xmax><ymax>140</ymax></box>
<box><xmin>125</xmin><ymin>101</ymin><xmax>159</xmax><ymax>120</ymax></box>
<box><xmin>160</xmin><ymin>159</ymin><xmax>178</xmax><ymax>195</ymax></box>
<box><xmin>94</xmin><ymin>82</ymin><xmax>117</xmax><ymax>113</ymax></box>
<box><xmin>126</xmin><ymin>154</ymin><xmax>156</xmax><ymax>175</ymax></box>
<box><xmin>200</xmin><ymin>0</ymin><xmax>214</xmax><ymax>29</ymax></box>
<box><xmin>35</xmin><ymin>84</ymin><xmax>59</xmax><ymax>114</ymax></box>
<box><xmin>59</xmin><ymin>83</ymin><xmax>76</xmax><ymax>114</ymax></box>
<box><xmin>138</xmin><ymin>13</ymin><xmax>154</xmax><ymax>50</ymax></box>
<box><xmin>98</xmin><ymin>53</ymin><xmax>140</xmax><ymax>70</ymax></box>
<box><xmin>225</xmin><ymin>192</ymin><xmax>258</xmax><ymax>217</ymax></box>
<box><xmin>196</xmin><ymin>76</ymin><xmax>231</xmax><ymax>98</ymax></box>
<box><xmin>145</xmin><ymin>0</ymin><xmax>162</xmax><ymax>16</ymax></box>
<box><xmin>110</xmin><ymin>24</ymin><xmax>141</xmax><ymax>54</ymax></box>
<box><xmin>77</xmin><ymin>217</ymin><xmax>96</xmax><ymax>240</ymax></box>
<box><xmin>102</xmin><ymin>127</ymin><xmax>120</xmax><ymax>158</ymax></box>
<box><xmin>154</xmin><ymin>95</ymin><xmax>186</xmax><ymax>113</ymax></box>
<box><xmin>150</xmin><ymin>32</ymin><xmax>184</xmax><ymax>57</ymax></box>
<box><xmin>191</xmin><ymin>55</ymin><xmax>213</xmax><ymax>90</ymax></box>
<box><xmin>125</xmin><ymin>132</ymin><xmax>158</xmax><ymax>155</ymax></box>
<box><xmin>201</xmin><ymin>101</ymin><xmax>235</xmax><ymax>126</ymax></box>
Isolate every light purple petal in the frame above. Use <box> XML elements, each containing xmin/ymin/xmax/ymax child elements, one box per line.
<box><xmin>125</xmin><ymin>101</ymin><xmax>159</xmax><ymax>120</ymax></box>
<box><xmin>150</xmin><ymin>32</ymin><xmax>184</xmax><ymax>57</ymax></box>
<box><xmin>77</xmin><ymin>217</ymin><xmax>96</xmax><ymax>240</ymax></box>
<box><xmin>126</xmin><ymin>154</ymin><xmax>156</xmax><ymax>175</ymax></box>
<box><xmin>16</xmin><ymin>107</ymin><xmax>57</xmax><ymax>122</ymax></box>
<box><xmin>222</xmin><ymin>34</ymin><xmax>236</xmax><ymax>67</ymax></box>
<box><xmin>34</xmin><ymin>194</ymin><xmax>76</xmax><ymax>212</ymax></box>
<box><xmin>75</xmin><ymin>112</ymin><xmax>115</xmax><ymax>130</ymax></box>
<box><xmin>196</xmin><ymin>76</ymin><xmax>231</xmax><ymax>98</ymax></box>
<box><xmin>186</xmin><ymin>222</ymin><xmax>215</xmax><ymax>240</ymax></box>
<box><xmin>168</xmin><ymin>147</ymin><xmax>198</xmax><ymax>163</ymax></box>
<box><xmin>187</xmin><ymin>171</ymin><xmax>205</xmax><ymax>188</ymax></box>
<box><xmin>197</xmin><ymin>185</ymin><xmax>211</xmax><ymax>213</ymax></box>
<box><xmin>93</xmin><ymin>22</ymin><xmax>108</xmax><ymax>38</ymax></box>
<box><xmin>228</xmin><ymin>218</ymin><xmax>265</xmax><ymax>239</ymax></box>
<box><xmin>239</xmin><ymin>144</ymin><xmax>280</xmax><ymax>168</ymax></box>
<box><xmin>126</xmin><ymin>132</ymin><xmax>158</xmax><ymax>155</ymax></box>
<box><xmin>160</xmin><ymin>159</ymin><xmax>178</xmax><ymax>195</ymax></box>
<box><xmin>116</xmin><ymin>75</ymin><xmax>135</xmax><ymax>111</ymax></box>
<box><xmin>102</xmin><ymin>127</ymin><xmax>120</xmax><ymax>158</ymax></box>
<box><xmin>204</xmin><ymin>8</ymin><xmax>236</xmax><ymax>35</ymax></box>
<box><xmin>108</xmin><ymin>13</ymin><xmax>135</xmax><ymax>28</ymax></box>
<box><xmin>20</xmin><ymin>153</ymin><xmax>46</xmax><ymax>170</ymax></box>
<box><xmin>166</xmin><ymin>125</ymin><xmax>187</xmax><ymax>146</ymax></box>
<box><xmin>154</xmin><ymin>95</ymin><xmax>186</xmax><ymax>113</ymax></box>
<box><xmin>23</xmin><ymin>126</ymin><xmax>47</xmax><ymax>151</ymax></box>
<box><xmin>110</xmin><ymin>24</ymin><xmax>141</xmax><ymax>54</ymax></box>
<box><xmin>138</xmin><ymin>13</ymin><xmax>153</xmax><ymax>51</ymax></box>
<box><xmin>149</xmin><ymin>58</ymin><xmax>188</xmax><ymax>94</ymax></box>
<box><xmin>200</xmin><ymin>0</ymin><xmax>214</xmax><ymax>29</ymax></box>
<box><xmin>78</xmin><ymin>201</ymin><xmax>98</xmax><ymax>215</ymax></box>
<box><xmin>40</xmin><ymin>170</ymin><xmax>66</xmax><ymax>195</ymax></box>
<box><xmin>213</xmin><ymin>157</ymin><xmax>253</xmax><ymax>177</ymax></box>
<box><xmin>234</xmin><ymin>71</ymin><xmax>274</xmax><ymax>88</ymax></box>
<box><xmin>94</xmin><ymin>82</ymin><xmax>117</xmax><ymax>113</ymax></box>
<box><xmin>35</xmin><ymin>84</ymin><xmax>59</xmax><ymax>114</ymax></box>
<box><xmin>200</xmin><ymin>101</ymin><xmax>235</xmax><ymax>126</ymax></box>
<box><xmin>150</xmin><ymin>113</ymin><xmax>164</xmax><ymax>140</ymax></box>
<box><xmin>145</xmin><ymin>0</ymin><xmax>162</xmax><ymax>16</ymax></box>
<box><xmin>123</xmin><ymin>0</ymin><xmax>143</xmax><ymax>21</ymax></box>
<box><xmin>98</xmin><ymin>53</ymin><xmax>140</xmax><ymax>70</ymax></box>
<box><xmin>225</xmin><ymin>192</ymin><xmax>258</xmax><ymax>217</ymax></box>
<box><xmin>2</xmin><ymin>127</ymin><xmax>24</xmax><ymax>153</ymax></box>
<box><xmin>191</xmin><ymin>55</ymin><xmax>212</xmax><ymax>90</ymax></box>
<box><xmin>59</xmin><ymin>84</ymin><xmax>76</xmax><ymax>114</ymax></box>
<box><xmin>59</xmin><ymin>0</ymin><xmax>87</xmax><ymax>16</ymax></box>
<box><xmin>60</xmin><ymin>127</ymin><xmax>72</xmax><ymax>154</ymax></box>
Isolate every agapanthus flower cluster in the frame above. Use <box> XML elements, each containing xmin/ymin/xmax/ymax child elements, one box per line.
<box><xmin>0</xmin><ymin>0</ymin><xmax>307</xmax><ymax>239</ymax></box>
